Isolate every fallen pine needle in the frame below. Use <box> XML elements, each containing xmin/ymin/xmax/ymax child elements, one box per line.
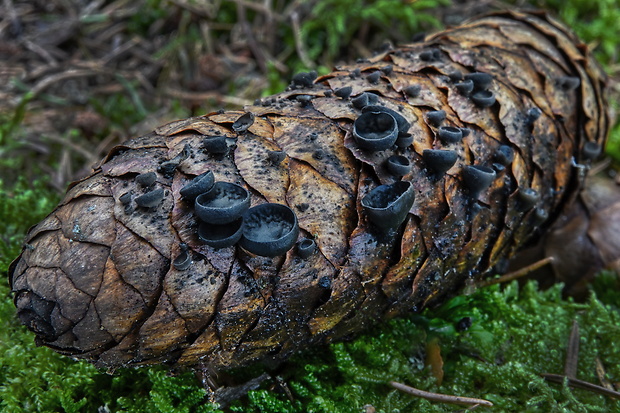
<box><xmin>389</xmin><ymin>381</ymin><xmax>493</xmax><ymax>407</ymax></box>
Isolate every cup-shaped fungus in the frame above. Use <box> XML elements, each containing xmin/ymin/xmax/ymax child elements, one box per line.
<box><xmin>455</xmin><ymin>79</ymin><xmax>474</xmax><ymax>96</ymax></box>
<box><xmin>198</xmin><ymin>218</ymin><xmax>244</xmax><ymax>249</ymax></box>
<box><xmin>203</xmin><ymin>136</ymin><xmax>234</xmax><ymax>154</ymax></box>
<box><xmin>361</xmin><ymin>181</ymin><xmax>415</xmax><ymax>230</ymax></box>
<box><xmin>297</xmin><ymin>238</ymin><xmax>317</xmax><ymax>259</ymax></box>
<box><xmin>195</xmin><ymin>181</ymin><xmax>250</xmax><ymax>224</ymax></box>
<box><xmin>353</xmin><ymin>111</ymin><xmax>399</xmax><ymax>151</ymax></box>
<box><xmin>438</xmin><ymin>126</ymin><xmax>463</xmax><ymax>144</ymax></box>
<box><xmin>232</xmin><ymin>112</ymin><xmax>255</xmax><ymax>133</ymax></box>
<box><xmin>422</xmin><ymin>149</ymin><xmax>458</xmax><ymax>176</ymax></box>
<box><xmin>464</xmin><ymin>72</ymin><xmax>493</xmax><ymax>90</ymax></box>
<box><xmin>135</xmin><ymin>172</ymin><xmax>157</xmax><ymax>187</ymax></box>
<box><xmin>386</xmin><ymin>155</ymin><xmax>412</xmax><ymax>176</ymax></box>
<box><xmin>173</xmin><ymin>250</ymin><xmax>192</xmax><ymax>271</ymax></box>
<box><xmin>461</xmin><ymin>165</ymin><xmax>496</xmax><ymax>198</ymax></box>
<box><xmin>180</xmin><ymin>171</ymin><xmax>215</xmax><ymax>201</ymax></box>
<box><xmin>362</xmin><ymin>105</ymin><xmax>410</xmax><ymax>135</ymax></box>
<box><xmin>426</xmin><ymin>110</ymin><xmax>446</xmax><ymax>126</ymax></box>
<box><xmin>517</xmin><ymin>188</ymin><xmax>539</xmax><ymax>211</ymax></box>
<box><xmin>135</xmin><ymin>188</ymin><xmax>165</xmax><ymax>208</ymax></box>
<box><xmin>582</xmin><ymin>141</ymin><xmax>602</xmax><ymax>160</ymax></box>
<box><xmin>471</xmin><ymin>90</ymin><xmax>496</xmax><ymax>107</ymax></box>
<box><xmin>239</xmin><ymin>203</ymin><xmax>299</xmax><ymax>257</ymax></box>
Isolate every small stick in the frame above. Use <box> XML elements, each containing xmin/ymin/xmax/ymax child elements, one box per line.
<box><xmin>389</xmin><ymin>381</ymin><xmax>493</xmax><ymax>407</ymax></box>
<box><xmin>478</xmin><ymin>256</ymin><xmax>554</xmax><ymax>288</ymax></box>
<box><xmin>595</xmin><ymin>357</ymin><xmax>614</xmax><ymax>390</ymax></box>
<box><xmin>564</xmin><ymin>320</ymin><xmax>580</xmax><ymax>379</ymax></box>
<box><xmin>541</xmin><ymin>374</ymin><xmax>620</xmax><ymax>399</ymax></box>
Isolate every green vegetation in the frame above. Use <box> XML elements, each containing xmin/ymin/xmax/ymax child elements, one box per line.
<box><xmin>1</xmin><ymin>0</ymin><xmax>619</xmax><ymax>412</ymax></box>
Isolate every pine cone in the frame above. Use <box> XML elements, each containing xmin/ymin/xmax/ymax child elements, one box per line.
<box><xmin>9</xmin><ymin>10</ymin><xmax>609</xmax><ymax>372</ymax></box>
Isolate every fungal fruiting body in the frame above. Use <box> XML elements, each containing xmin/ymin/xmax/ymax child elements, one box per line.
<box><xmin>9</xmin><ymin>11</ymin><xmax>608</xmax><ymax>373</ymax></box>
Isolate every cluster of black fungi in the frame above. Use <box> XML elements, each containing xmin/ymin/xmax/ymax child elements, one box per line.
<box><xmin>177</xmin><ymin>170</ymin><xmax>315</xmax><ymax>261</ymax></box>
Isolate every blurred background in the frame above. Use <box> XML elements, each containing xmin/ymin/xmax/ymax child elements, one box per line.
<box><xmin>1</xmin><ymin>0</ymin><xmax>618</xmax><ymax>191</ymax></box>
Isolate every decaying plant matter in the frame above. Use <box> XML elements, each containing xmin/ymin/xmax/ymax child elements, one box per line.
<box><xmin>9</xmin><ymin>10</ymin><xmax>609</xmax><ymax>373</ymax></box>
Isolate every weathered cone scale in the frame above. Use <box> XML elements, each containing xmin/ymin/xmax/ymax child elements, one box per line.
<box><xmin>9</xmin><ymin>11</ymin><xmax>609</xmax><ymax>374</ymax></box>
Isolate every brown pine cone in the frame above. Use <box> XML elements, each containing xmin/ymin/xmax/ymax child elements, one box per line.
<box><xmin>9</xmin><ymin>10</ymin><xmax>609</xmax><ymax>372</ymax></box>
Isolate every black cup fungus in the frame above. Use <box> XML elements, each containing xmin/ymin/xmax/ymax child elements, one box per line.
<box><xmin>361</xmin><ymin>181</ymin><xmax>415</xmax><ymax>230</ymax></box>
<box><xmin>198</xmin><ymin>218</ymin><xmax>244</xmax><ymax>249</ymax></box>
<box><xmin>464</xmin><ymin>72</ymin><xmax>493</xmax><ymax>89</ymax></box>
<box><xmin>195</xmin><ymin>181</ymin><xmax>250</xmax><ymax>224</ymax></box>
<box><xmin>455</xmin><ymin>79</ymin><xmax>474</xmax><ymax>96</ymax></box>
<box><xmin>353</xmin><ymin>111</ymin><xmax>399</xmax><ymax>151</ymax></box>
<box><xmin>386</xmin><ymin>155</ymin><xmax>412</xmax><ymax>176</ymax></box>
<box><xmin>135</xmin><ymin>188</ymin><xmax>165</xmax><ymax>208</ymax></box>
<box><xmin>582</xmin><ymin>141</ymin><xmax>602</xmax><ymax>160</ymax></box>
<box><xmin>297</xmin><ymin>238</ymin><xmax>317</xmax><ymax>259</ymax></box>
<box><xmin>334</xmin><ymin>86</ymin><xmax>352</xmax><ymax>99</ymax></box>
<box><xmin>173</xmin><ymin>250</ymin><xmax>192</xmax><ymax>271</ymax></box>
<box><xmin>203</xmin><ymin>136</ymin><xmax>234</xmax><ymax>154</ymax></box>
<box><xmin>423</xmin><ymin>149</ymin><xmax>458</xmax><ymax>175</ymax></box>
<box><xmin>426</xmin><ymin>110</ymin><xmax>446</xmax><ymax>126</ymax></box>
<box><xmin>362</xmin><ymin>105</ymin><xmax>410</xmax><ymax>135</ymax></box>
<box><xmin>438</xmin><ymin>126</ymin><xmax>463</xmax><ymax>144</ymax></box>
<box><xmin>495</xmin><ymin>145</ymin><xmax>514</xmax><ymax>165</ymax></box>
<box><xmin>180</xmin><ymin>171</ymin><xmax>215</xmax><ymax>201</ymax></box>
<box><xmin>240</xmin><ymin>203</ymin><xmax>300</xmax><ymax>257</ymax></box>
<box><xmin>557</xmin><ymin>76</ymin><xmax>580</xmax><ymax>91</ymax></box>
<box><xmin>232</xmin><ymin>112</ymin><xmax>255</xmax><ymax>133</ymax></box>
<box><xmin>517</xmin><ymin>188</ymin><xmax>539</xmax><ymax>211</ymax></box>
<box><xmin>471</xmin><ymin>90</ymin><xmax>496</xmax><ymax>107</ymax></box>
<box><xmin>403</xmin><ymin>85</ymin><xmax>421</xmax><ymax>98</ymax></box>
<box><xmin>135</xmin><ymin>172</ymin><xmax>157</xmax><ymax>187</ymax></box>
<box><xmin>461</xmin><ymin>165</ymin><xmax>496</xmax><ymax>198</ymax></box>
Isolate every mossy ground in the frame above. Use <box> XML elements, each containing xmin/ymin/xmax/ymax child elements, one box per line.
<box><xmin>1</xmin><ymin>0</ymin><xmax>619</xmax><ymax>412</ymax></box>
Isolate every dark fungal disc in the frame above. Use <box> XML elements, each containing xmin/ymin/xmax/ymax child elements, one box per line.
<box><xmin>198</xmin><ymin>218</ymin><xmax>244</xmax><ymax>249</ymax></box>
<box><xmin>386</xmin><ymin>155</ymin><xmax>411</xmax><ymax>176</ymax></box>
<box><xmin>366</xmin><ymin>71</ymin><xmax>381</xmax><ymax>84</ymax></box>
<box><xmin>381</xmin><ymin>65</ymin><xmax>393</xmax><ymax>75</ymax></box>
<box><xmin>297</xmin><ymin>238</ymin><xmax>316</xmax><ymax>259</ymax></box>
<box><xmin>526</xmin><ymin>107</ymin><xmax>542</xmax><ymax>125</ymax></box>
<box><xmin>362</xmin><ymin>105</ymin><xmax>410</xmax><ymax>135</ymax></box>
<box><xmin>455</xmin><ymin>79</ymin><xmax>474</xmax><ymax>96</ymax></box>
<box><xmin>557</xmin><ymin>76</ymin><xmax>581</xmax><ymax>91</ymax></box>
<box><xmin>470</xmin><ymin>90</ymin><xmax>496</xmax><ymax>107</ymax></box>
<box><xmin>495</xmin><ymin>145</ymin><xmax>514</xmax><ymax>165</ymax></box>
<box><xmin>232</xmin><ymin>112</ymin><xmax>255</xmax><ymax>133</ymax></box>
<box><xmin>267</xmin><ymin>150</ymin><xmax>287</xmax><ymax>165</ymax></box>
<box><xmin>403</xmin><ymin>84</ymin><xmax>421</xmax><ymax>97</ymax></box>
<box><xmin>426</xmin><ymin>110</ymin><xmax>446</xmax><ymax>126</ymax></box>
<box><xmin>173</xmin><ymin>250</ymin><xmax>192</xmax><ymax>271</ymax></box>
<box><xmin>438</xmin><ymin>126</ymin><xmax>463</xmax><ymax>144</ymax></box>
<box><xmin>180</xmin><ymin>171</ymin><xmax>215</xmax><ymax>201</ymax></box>
<box><xmin>135</xmin><ymin>188</ymin><xmax>165</xmax><ymax>208</ymax></box>
<box><xmin>135</xmin><ymin>172</ymin><xmax>157</xmax><ymax>187</ymax></box>
<box><xmin>395</xmin><ymin>133</ymin><xmax>413</xmax><ymax>148</ymax></box>
<box><xmin>119</xmin><ymin>192</ymin><xmax>132</xmax><ymax>205</ymax></box>
<box><xmin>203</xmin><ymin>136</ymin><xmax>234</xmax><ymax>154</ymax></box>
<box><xmin>195</xmin><ymin>181</ymin><xmax>251</xmax><ymax>224</ymax></box>
<box><xmin>334</xmin><ymin>86</ymin><xmax>353</xmax><ymax>99</ymax></box>
<box><xmin>461</xmin><ymin>165</ymin><xmax>496</xmax><ymax>198</ymax></box>
<box><xmin>239</xmin><ymin>203</ymin><xmax>299</xmax><ymax>257</ymax></box>
<box><xmin>361</xmin><ymin>181</ymin><xmax>415</xmax><ymax>230</ymax></box>
<box><xmin>422</xmin><ymin>149</ymin><xmax>458</xmax><ymax>176</ymax></box>
<box><xmin>291</xmin><ymin>71</ymin><xmax>317</xmax><ymax>88</ymax></box>
<box><xmin>517</xmin><ymin>188</ymin><xmax>539</xmax><ymax>211</ymax></box>
<box><xmin>353</xmin><ymin>111</ymin><xmax>399</xmax><ymax>151</ymax></box>
<box><xmin>582</xmin><ymin>141</ymin><xmax>602</xmax><ymax>160</ymax></box>
<box><xmin>351</xmin><ymin>93</ymin><xmax>369</xmax><ymax>109</ymax></box>
<box><xmin>464</xmin><ymin>72</ymin><xmax>493</xmax><ymax>89</ymax></box>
